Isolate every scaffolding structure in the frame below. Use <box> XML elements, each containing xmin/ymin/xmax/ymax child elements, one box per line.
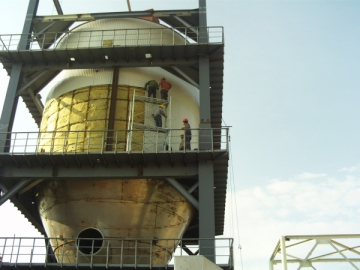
<box><xmin>128</xmin><ymin>90</ymin><xmax>172</xmax><ymax>152</ymax></box>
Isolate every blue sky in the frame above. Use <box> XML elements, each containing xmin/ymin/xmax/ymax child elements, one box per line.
<box><xmin>1</xmin><ymin>0</ymin><xmax>360</xmax><ymax>269</ymax></box>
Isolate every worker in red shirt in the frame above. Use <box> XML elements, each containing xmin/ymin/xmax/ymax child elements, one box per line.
<box><xmin>158</xmin><ymin>77</ymin><xmax>172</xmax><ymax>101</ymax></box>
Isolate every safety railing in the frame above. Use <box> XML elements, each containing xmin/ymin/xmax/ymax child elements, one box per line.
<box><xmin>0</xmin><ymin>26</ymin><xmax>224</xmax><ymax>52</ymax></box>
<box><xmin>0</xmin><ymin>128</ymin><xmax>229</xmax><ymax>154</ymax></box>
<box><xmin>0</xmin><ymin>237</ymin><xmax>233</xmax><ymax>269</ymax></box>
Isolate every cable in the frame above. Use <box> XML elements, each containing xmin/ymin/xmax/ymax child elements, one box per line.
<box><xmin>224</xmin><ymin>117</ymin><xmax>244</xmax><ymax>269</ymax></box>
<box><xmin>229</xmin><ymin>142</ymin><xmax>244</xmax><ymax>269</ymax></box>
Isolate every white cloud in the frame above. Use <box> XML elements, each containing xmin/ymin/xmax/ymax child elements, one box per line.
<box><xmin>294</xmin><ymin>172</ymin><xmax>327</xmax><ymax>180</ymax></box>
<box><xmin>339</xmin><ymin>165</ymin><xmax>359</xmax><ymax>173</ymax></box>
<box><xmin>224</xmin><ymin>176</ymin><xmax>360</xmax><ymax>269</ymax></box>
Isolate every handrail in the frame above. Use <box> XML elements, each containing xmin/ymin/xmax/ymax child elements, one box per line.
<box><xmin>0</xmin><ymin>128</ymin><xmax>229</xmax><ymax>154</ymax></box>
<box><xmin>0</xmin><ymin>26</ymin><xmax>224</xmax><ymax>52</ymax></box>
<box><xmin>0</xmin><ymin>237</ymin><xmax>234</xmax><ymax>269</ymax></box>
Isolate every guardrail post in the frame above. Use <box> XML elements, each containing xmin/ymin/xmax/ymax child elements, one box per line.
<box><xmin>149</xmin><ymin>239</ymin><xmax>153</xmax><ymax>268</ymax></box>
<box><xmin>15</xmin><ymin>238</ymin><xmax>21</xmax><ymax>266</ymax></box>
<box><xmin>52</xmin><ymin>32</ymin><xmax>58</xmax><ymax>50</ymax></box>
<box><xmin>35</xmin><ymin>131</ymin><xmax>41</xmax><ymax>153</ymax></box>
<box><xmin>230</xmin><ymin>239</ymin><xmax>234</xmax><ymax>269</ymax></box>
<box><xmin>106</xmin><ymin>241</ymin><xmax>109</xmax><ymax>267</ymax></box>
<box><xmin>226</xmin><ymin>128</ymin><xmax>229</xmax><ymax>151</ymax></box>
<box><xmin>156</xmin><ymin>130</ymin><xmax>158</xmax><ymax>153</ymax></box>
<box><xmin>120</xmin><ymin>240</ymin><xmax>124</xmax><ymax>268</ymax></box>
<box><xmin>30</xmin><ymin>238</ymin><xmax>35</xmax><ymax>266</ymax></box>
<box><xmin>10</xmin><ymin>236</ymin><xmax>15</xmax><ymax>263</ymax></box>
<box><xmin>61</xmin><ymin>239</ymin><xmax>65</xmax><ymax>266</ymax></box>
<box><xmin>185</xmin><ymin>27</ymin><xmax>187</xmax><ymax>45</ymax></box>
<box><xmin>135</xmin><ymin>240</ymin><xmax>138</xmax><ymax>267</ymax></box>
<box><xmin>90</xmin><ymin>239</ymin><xmax>94</xmax><ymax>267</ymax></box>
<box><xmin>1</xmin><ymin>238</ymin><xmax>7</xmax><ymax>265</ymax></box>
<box><xmin>24</xmin><ymin>132</ymin><xmax>29</xmax><ymax>153</ymax></box>
<box><xmin>11</xmin><ymin>132</ymin><xmax>17</xmax><ymax>153</ymax></box>
<box><xmin>165</xmin><ymin>239</ymin><xmax>168</xmax><ymax>269</ymax></box>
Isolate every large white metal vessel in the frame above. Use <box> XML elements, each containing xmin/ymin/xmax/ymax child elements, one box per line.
<box><xmin>35</xmin><ymin>17</ymin><xmax>199</xmax><ymax>264</ymax></box>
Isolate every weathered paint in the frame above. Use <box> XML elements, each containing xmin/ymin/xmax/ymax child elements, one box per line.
<box><xmin>36</xmin><ymin>179</ymin><xmax>194</xmax><ymax>264</ymax></box>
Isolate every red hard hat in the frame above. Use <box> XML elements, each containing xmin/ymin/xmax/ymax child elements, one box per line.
<box><xmin>183</xmin><ymin>118</ymin><xmax>188</xmax><ymax>122</ymax></box>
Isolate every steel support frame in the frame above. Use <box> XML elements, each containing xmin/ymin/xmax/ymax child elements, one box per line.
<box><xmin>197</xmin><ymin>0</ymin><xmax>216</xmax><ymax>263</ymax></box>
<box><xmin>270</xmin><ymin>234</ymin><xmax>360</xmax><ymax>269</ymax></box>
<box><xmin>0</xmin><ymin>0</ymin><xmax>39</xmax><ymax>152</ymax></box>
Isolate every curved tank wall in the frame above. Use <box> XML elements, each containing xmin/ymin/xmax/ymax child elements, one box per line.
<box><xmin>36</xmin><ymin>179</ymin><xmax>193</xmax><ymax>264</ymax></box>
<box><xmin>36</xmin><ymin>18</ymin><xmax>199</xmax><ymax>264</ymax></box>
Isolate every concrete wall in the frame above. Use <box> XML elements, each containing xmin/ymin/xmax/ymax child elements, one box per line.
<box><xmin>174</xmin><ymin>256</ymin><xmax>222</xmax><ymax>270</ymax></box>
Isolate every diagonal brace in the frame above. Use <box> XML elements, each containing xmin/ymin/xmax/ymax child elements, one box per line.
<box><xmin>188</xmin><ymin>182</ymin><xmax>199</xmax><ymax>194</ymax></box>
<box><xmin>166</xmin><ymin>177</ymin><xmax>199</xmax><ymax>210</ymax></box>
<box><xmin>0</xmin><ymin>178</ymin><xmax>33</xmax><ymax>206</ymax></box>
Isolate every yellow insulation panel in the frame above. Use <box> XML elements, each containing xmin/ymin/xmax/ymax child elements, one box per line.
<box><xmin>39</xmin><ymin>84</ymin><xmax>146</xmax><ymax>153</ymax></box>
<box><xmin>133</xmin><ymin>102</ymin><xmax>145</xmax><ymax>124</ymax></box>
<box><xmin>117</xmin><ymin>87</ymin><xmax>130</xmax><ymax>100</ymax></box>
<box><xmin>115</xmin><ymin>100</ymin><xmax>128</xmax><ymax>120</ymax></box>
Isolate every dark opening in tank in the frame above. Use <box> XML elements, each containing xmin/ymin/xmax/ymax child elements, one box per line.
<box><xmin>77</xmin><ymin>228</ymin><xmax>104</xmax><ymax>255</ymax></box>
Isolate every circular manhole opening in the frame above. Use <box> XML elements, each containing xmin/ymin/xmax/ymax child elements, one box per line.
<box><xmin>77</xmin><ymin>228</ymin><xmax>104</xmax><ymax>255</ymax></box>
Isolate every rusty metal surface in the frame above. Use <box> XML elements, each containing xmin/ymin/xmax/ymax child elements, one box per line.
<box><xmin>35</xmin><ymin>178</ymin><xmax>194</xmax><ymax>264</ymax></box>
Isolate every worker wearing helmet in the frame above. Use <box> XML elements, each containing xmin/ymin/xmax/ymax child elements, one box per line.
<box><xmin>158</xmin><ymin>77</ymin><xmax>172</xmax><ymax>101</ymax></box>
<box><xmin>179</xmin><ymin>133</ymin><xmax>185</xmax><ymax>150</ymax></box>
<box><xmin>154</xmin><ymin>104</ymin><xmax>167</xmax><ymax>127</ymax></box>
<box><xmin>181</xmin><ymin>118</ymin><xmax>191</xmax><ymax>150</ymax></box>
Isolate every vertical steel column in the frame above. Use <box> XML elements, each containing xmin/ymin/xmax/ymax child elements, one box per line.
<box><xmin>106</xmin><ymin>67</ymin><xmax>119</xmax><ymax>151</ymax></box>
<box><xmin>0</xmin><ymin>0</ymin><xmax>39</xmax><ymax>152</ymax></box>
<box><xmin>280</xmin><ymin>236</ymin><xmax>288</xmax><ymax>270</ymax></box>
<box><xmin>0</xmin><ymin>66</ymin><xmax>22</xmax><ymax>152</ymax></box>
<box><xmin>198</xmin><ymin>1</ymin><xmax>216</xmax><ymax>262</ymax></box>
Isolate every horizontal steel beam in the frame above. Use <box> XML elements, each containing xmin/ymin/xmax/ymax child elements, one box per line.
<box><xmin>0</xmin><ymin>163</ymin><xmax>198</xmax><ymax>179</ymax></box>
<box><xmin>33</xmin><ymin>9</ymin><xmax>198</xmax><ymax>23</ymax></box>
<box><xmin>18</xmin><ymin>58</ymin><xmax>199</xmax><ymax>71</ymax></box>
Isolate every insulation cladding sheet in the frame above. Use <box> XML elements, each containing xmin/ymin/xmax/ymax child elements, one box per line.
<box><xmin>36</xmin><ymin>179</ymin><xmax>194</xmax><ymax>264</ymax></box>
<box><xmin>39</xmin><ymin>84</ymin><xmax>145</xmax><ymax>152</ymax></box>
